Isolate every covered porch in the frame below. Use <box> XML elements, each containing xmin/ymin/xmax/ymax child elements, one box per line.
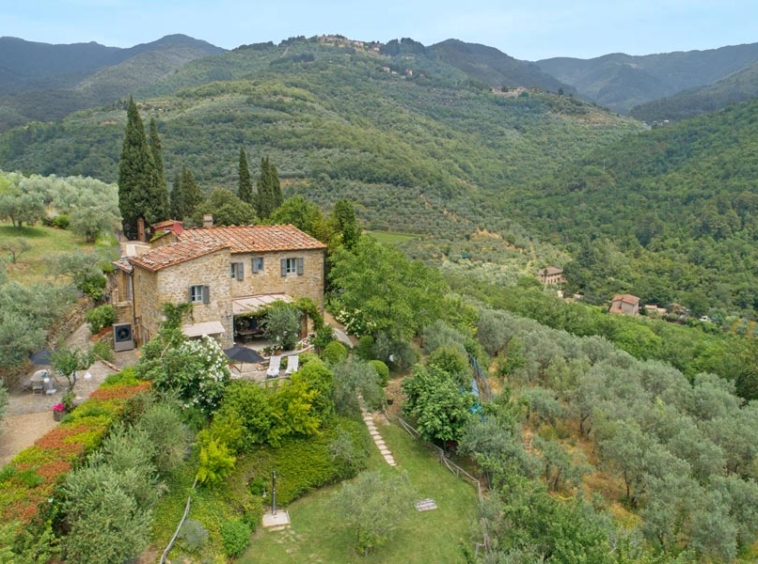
<box><xmin>232</xmin><ymin>293</ymin><xmax>307</xmax><ymax>345</ymax></box>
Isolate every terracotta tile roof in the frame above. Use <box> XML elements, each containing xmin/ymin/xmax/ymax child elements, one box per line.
<box><xmin>129</xmin><ymin>240</ymin><xmax>229</xmax><ymax>272</ymax></box>
<box><xmin>178</xmin><ymin>224</ymin><xmax>327</xmax><ymax>253</ymax></box>
<box><xmin>612</xmin><ymin>294</ymin><xmax>640</xmax><ymax>305</ymax></box>
<box><xmin>539</xmin><ymin>266</ymin><xmax>563</xmax><ymax>276</ymax></box>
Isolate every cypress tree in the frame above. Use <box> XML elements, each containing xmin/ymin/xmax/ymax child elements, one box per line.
<box><xmin>148</xmin><ymin>118</ymin><xmax>170</xmax><ymax>222</ymax></box>
<box><xmin>181</xmin><ymin>166</ymin><xmax>204</xmax><ymax>220</ymax></box>
<box><xmin>170</xmin><ymin>171</ymin><xmax>183</xmax><ymax>220</ymax></box>
<box><xmin>118</xmin><ymin>97</ymin><xmax>155</xmax><ymax>238</ymax></box>
<box><xmin>255</xmin><ymin>156</ymin><xmax>274</xmax><ymax>219</ymax></box>
<box><xmin>238</xmin><ymin>147</ymin><xmax>253</xmax><ymax>205</ymax></box>
<box><xmin>271</xmin><ymin>162</ymin><xmax>283</xmax><ymax>209</ymax></box>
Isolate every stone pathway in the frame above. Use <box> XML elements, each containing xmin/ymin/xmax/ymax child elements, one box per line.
<box><xmin>362</xmin><ymin>409</ymin><xmax>396</xmax><ymax>467</ymax></box>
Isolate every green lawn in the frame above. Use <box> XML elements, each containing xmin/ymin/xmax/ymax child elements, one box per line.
<box><xmin>365</xmin><ymin>231</ymin><xmax>419</xmax><ymax>245</ymax></box>
<box><xmin>0</xmin><ymin>223</ymin><xmax>104</xmax><ymax>283</ymax></box>
<box><xmin>240</xmin><ymin>422</ymin><xmax>478</xmax><ymax>564</ymax></box>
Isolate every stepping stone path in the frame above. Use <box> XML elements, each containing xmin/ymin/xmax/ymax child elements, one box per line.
<box><xmin>362</xmin><ymin>410</ymin><xmax>396</xmax><ymax>467</ymax></box>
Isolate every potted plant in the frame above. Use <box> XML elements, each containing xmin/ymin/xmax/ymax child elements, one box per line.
<box><xmin>52</xmin><ymin>403</ymin><xmax>66</xmax><ymax>422</ymax></box>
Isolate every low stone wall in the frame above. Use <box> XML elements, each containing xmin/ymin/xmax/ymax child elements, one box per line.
<box><xmin>47</xmin><ymin>296</ymin><xmax>92</xmax><ymax>346</ymax></box>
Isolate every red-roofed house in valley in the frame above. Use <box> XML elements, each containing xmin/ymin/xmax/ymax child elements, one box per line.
<box><xmin>609</xmin><ymin>294</ymin><xmax>641</xmax><ymax>316</ymax></box>
<box><xmin>111</xmin><ymin>220</ymin><xmax>326</xmax><ymax>347</ymax></box>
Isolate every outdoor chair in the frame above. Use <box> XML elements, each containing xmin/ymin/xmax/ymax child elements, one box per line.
<box><xmin>266</xmin><ymin>355</ymin><xmax>282</xmax><ymax>378</ymax></box>
<box><xmin>285</xmin><ymin>354</ymin><xmax>299</xmax><ymax>376</ymax></box>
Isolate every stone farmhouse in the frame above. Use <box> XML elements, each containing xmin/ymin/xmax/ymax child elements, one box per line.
<box><xmin>609</xmin><ymin>294</ymin><xmax>641</xmax><ymax>316</ymax></box>
<box><xmin>537</xmin><ymin>266</ymin><xmax>565</xmax><ymax>286</ymax></box>
<box><xmin>111</xmin><ymin>221</ymin><xmax>326</xmax><ymax>348</ymax></box>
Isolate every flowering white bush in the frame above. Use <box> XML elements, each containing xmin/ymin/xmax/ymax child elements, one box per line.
<box><xmin>144</xmin><ymin>334</ymin><xmax>230</xmax><ymax>415</ymax></box>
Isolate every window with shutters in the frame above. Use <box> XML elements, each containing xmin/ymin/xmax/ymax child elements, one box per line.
<box><xmin>189</xmin><ymin>285</ymin><xmax>204</xmax><ymax>303</ymax></box>
<box><xmin>231</xmin><ymin>262</ymin><xmax>244</xmax><ymax>280</ymax></box>
<box><xmin>284</xmin><ymin>258</ymin><xmax>298</xmax><ymax>275</ymax></box>
<box><xmin>252</xmin><ymin>257</ymin><xmax>264</xmax><ymax>273</ymax></box>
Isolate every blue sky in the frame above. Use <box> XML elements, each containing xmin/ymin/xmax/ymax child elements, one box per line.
<box><xmin>2</xmin><ymin>0</ymin><xmax>756</xmax><ymax>60</ymax></box>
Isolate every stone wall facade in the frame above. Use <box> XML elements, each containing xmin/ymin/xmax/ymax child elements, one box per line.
<box><xmin>121</xmin><ymin>245</ymin><xmax>325</xmax><ymax>349</ymax></box>
<box><xmin>134</xmin><ymin>249</ymin><xmax>233</xmax><ymax>346</ymax></box>
<box><xmin>228</xmin><ymin>249</ymin><xmax>325</xmax><ymax>308</ymax></box>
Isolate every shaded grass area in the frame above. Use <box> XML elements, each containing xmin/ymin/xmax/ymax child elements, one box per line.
<box><xmin>0</xmin><ymin>223</ymin><xmax>97</xmax><ymax>283</ymax></box>
<box><xmin>240</xmin><ymin>421</ymin><xmax>478</xmax><ymax>564</ymax></box>
<box><xmin>365</xmin><ymin>230</ymin><xmax>419</xmax><ymax>245</ymax></box>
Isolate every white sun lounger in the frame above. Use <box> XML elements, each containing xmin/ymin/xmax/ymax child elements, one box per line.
<box><xmin>285</xmin><ymin>354</ymin><xmax>299</xmax><ymax>375</ymax></box>
<box><xmin>266</xmin><ymin>355</ymin><xmax>282</xmax><ymax>378</ymax></box>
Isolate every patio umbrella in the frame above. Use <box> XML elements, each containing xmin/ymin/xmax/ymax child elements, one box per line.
<box><xmin>29</xmin><ymin>348</ymin><xmax>53</xmax><ymax>366</ymax></box>
<box><xmin>223</xmin><ymin>346</ymin><xmax>264</xmax><ymax>365</ymax></box>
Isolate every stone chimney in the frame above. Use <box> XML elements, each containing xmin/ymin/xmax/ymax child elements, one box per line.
<box><xmin>137</xmin><ymin>217</ymin><xmax>146</xmax><ymax>242</ymax></box>
<box><xmin>203</xmin><ymin>214</ymin><xmax>214</xmax><ymax>228</ymax></box>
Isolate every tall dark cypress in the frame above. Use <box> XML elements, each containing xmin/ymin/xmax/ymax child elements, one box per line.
<box><xmin>181</xmin><ymin>166</ymin><xmax>204</xmax><ymax>220</ymax></box>
<box><xmin>271</xmin><ymin>162</ymin><xmax>283</xmax><ymax>209</ymax></box>
<box><xmin>170</xmin><ymin>171</ymin><xmax>183</xmax><ymax>220</ymax></box>
<box><xmin>255</xmin><ymin>156</ymin><xmax>274</xmax><ymax>219</ymax></box>
<box><xmin>118</xmin><ymin>97</ymin><xmax>156</xmax><ymax>238</ymax></box>
<box><xmin>238</xmin><ymin>147</ymin><xmax>253</xmax><ymax>205</ymax></box>
<box><xmin>148</xmin><ymin>118</ymin><xmax>170</xmax><ymax>222</ymax></box>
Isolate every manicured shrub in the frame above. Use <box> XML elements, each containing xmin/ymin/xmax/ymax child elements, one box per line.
<box><xmin>220</xmin><ymin>520</ymin><xmax>252</xmax><ymax>557</ymax></box>
<box><xmin>245</xmin><ymin>418</ymin><xmax>371</xmax><ymax>505</ymax></box>
<box><xmin>178</xmin><ymin>519</ymin><xmax>209</xmax><ymax>552</ymax></box>
<box><xmin>138</xmin><ymin>402</ymin><xmax>189</xmax><ymax>475</ymax></box>
<box><xmin>312</xmin><ymin>325</ymin><xmax>335</xmax><ymax>351</ymax></box>
<box><xmin>86</xmin><ymin>304</ymin><xmax>116</xmax><ymax>334</ymax></box>
<box><xmin>80</xmin><ymin>273</ymin><xmax>107</xmax><ymax>300</ymax></box>
<box><xmin>52</xmin><ymin>214</ymin><xmax>70</xmax><ymax>230</ymax></box>
<box><xmin>356</xmin><ymin>335</ymin><xmax>375</xmax><ymax>360</ymax></box>
<box><xmin>369</xmin><ymin>360</ymin><xmax>390</xmax><ymax>387</ymax></box>
<box><xmin>90</xmin><ymin>339</ymin><xmax>114</xmax><ymax>362</ymax></box>
<box><xmin>322</xmin><ymin>341</ymin><xmax>348</xmax><ymax>365</ymax></box>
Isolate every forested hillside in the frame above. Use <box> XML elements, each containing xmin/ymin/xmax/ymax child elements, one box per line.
<box><xmin>631</xmin><ymin>62</ymin><xmax>758</xmax><ymax>123</ymax></box>
<box><xmin>508</xmin><ymin>96</ymin><xmax>758</xmax><ymax>316</ymax></box>
<box><xmin>0</xmin><ymin>37</ymin><xmax>641</xmax><ymax>242</ymax></box>
<box><xmin>537</xmin><ymin>42</ymin><xmax>758</xmax><ymax>113</ymax></box>
<box><xmin>0</xmin><ymin>35</ymin><xmax>225</xmax><ymax>132</ymax></box>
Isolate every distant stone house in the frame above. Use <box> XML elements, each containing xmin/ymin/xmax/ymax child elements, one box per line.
<box><xmin>537</xmin><ymin>266</ymin><xmax>565</xmax><ymax>286</ymax></box>
<box><xmin>111</xmin><ymin>223</ymin><xmax>326</xmax><ymax>348</ymax></box>
<box><xmin>609</xmin><ymin>294</ymin><xmax>641</xmax><ymax>316</ymax></box>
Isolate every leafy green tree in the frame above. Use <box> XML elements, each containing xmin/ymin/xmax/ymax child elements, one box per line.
<box><xmin>68</xmin><ymin>190</ymin><xmax>121</xmax><ymax>242</ymax></box>
<box><xmin>329</xmin><ymin>198</ymin><xmax>361</xmax><ymax>250</ymax></box>
<box><xmin>148</xmin><ymin>118</ymin><xmax>170</xmax><ymax>223</ymax></box>
<box><xmin>51</xmin><ymin>346</ymin><xmax>93</xmax><ymax>393</ymax></box>
<box><xmin>193</xmin><ymin>187</ymin><xmax>256</xmax><ymax>226</ymax></box>
<box><xmin>331</xmin><ymin>358</ymin><xmax>383</xmax><ymax>417</ymax></box>
<box><xmin>0</xmin><ymin>186</ymin><xmax>45</xmax><ymax>228</ymax></box>
<box><xmin>0</xmin><ymin>238</ymin><xmax>31</xmax><ymax>263</ymax></box>
<box><xmin>118</xmin><ymin>97</ymin><xmax>159</xmax><ymax>238</ymax></box>
<box><xmin>238</xmin><ymin>147</ymin><xmax>253</xmax><ymax>205</ymax></box>
<box><xmin>61</xmin><ymin>424</ymin><xmax>157</xmax><ymax>564</ymax></box>
<box><xmin>402</xmin><ymin>364</ymin><xmax>475</xmax><ymax>444</ymax></box>
<box><xmin>329</xmin><ymin>236</ymin><xmax>446</xmax><ymax>340</ymax></box>
<box><xmin>262</xmin><ymin>301</ymin><xmax>301</xmax><ymax>350</ymax></box>
<box><xmin>332</xmin><ymin>470</ymin><xmax>414</xmax><ymax>556</ymax></box>
<box><xmin>137</xmin><ymin>401</ymin><xmax>189</xmax><ymax>475</ymax></box>
<box><xmin>269</xmin><ymin>195</ymin><xmax>329</xmax><ymax>240</ymax></box>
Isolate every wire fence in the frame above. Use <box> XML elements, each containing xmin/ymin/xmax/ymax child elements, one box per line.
<box><xmin>383</xmin><ymin>409</ymin><xmax>484</xmax><ymax>502</ymax></box>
